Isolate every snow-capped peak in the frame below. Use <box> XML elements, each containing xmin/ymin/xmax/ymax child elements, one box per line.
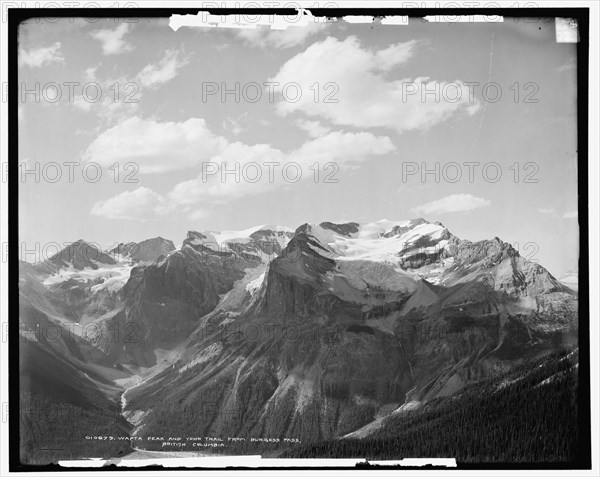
<box><xmin>185</xmin><ymin>224</ymin><xmax>293</xmax><ymax>247</ymax></box>
<box><xmin>295</xmin><ymin>219</ymin><xmax>451</xmax><ymax>264</ymax></box>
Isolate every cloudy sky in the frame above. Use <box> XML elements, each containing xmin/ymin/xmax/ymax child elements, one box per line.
<box><xmin>18</xmin><ymin>15</ymin><xmax>578</xmax><ymax>277</ymax></box>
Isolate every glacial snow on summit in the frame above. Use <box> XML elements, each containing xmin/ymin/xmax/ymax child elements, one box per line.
<box><xmin>300</xmin><ymin>219</ymin><xmax>447</xmax><ymax>262</ymax></box>
<box><xmin>187</xmin><ymin>224</ymin><xmax>294</xmax><ymax>247</ymax></box>
<box><xmin>42</xmin><ymin>261</ymin><xmax>133</xmax><ymax>293</ymax></box>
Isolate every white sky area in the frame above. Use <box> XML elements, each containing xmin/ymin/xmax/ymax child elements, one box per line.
<box><xmin>18</xmin><ymin>16</ymin><xmax>579</xmax><ymax>278</ymax></box>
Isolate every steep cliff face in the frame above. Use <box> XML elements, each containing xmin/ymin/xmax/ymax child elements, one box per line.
<box><xmin>117</xmin><ymin>245</ymin><xmax>249</xmax><ymax>366</ymax></box>
<box><xmin>125</xmin><ymin>219</ymin><xmax>577</xmax><ymax>446</ymax></box>
<box><xmin>112</xmin><ymin>227</ymin><xmax>295</xmax><ymax>366</ymax></box>
<box><xmin>20</xmin><ymin>228</ymin><xmax>298</xmax><ymax>369</ymax></box>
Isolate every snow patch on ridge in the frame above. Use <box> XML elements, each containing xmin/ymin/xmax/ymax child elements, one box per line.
<box><xmin>206</xmin><ymin>224</ymin><xmax>293</xmax><ymax>246</ymax></box>
<box><xmin>43</xmin><ymin>262</ymin><xmax>133</xmax><ymax>292</ymax></box>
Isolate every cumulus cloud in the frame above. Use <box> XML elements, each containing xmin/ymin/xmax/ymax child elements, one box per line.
<box><xmin>91</xmin><ymin>187</ymin><xmax>173</xmax><ymax>220</ymax></box>
<box><xmin>269</xmin><ymin>36</ymin><xmax>480</xmax><ymax>134</ymax></box>
<box><xmin>410</xmin><ymin>193</ymin><xmax>491</xmax><ymax>215</ymax></box>
<box><xmin>168</xmin><ymin>130</ymin><xmax>395</xmax><ymax>206</ymax></box>
<box><xmin>90</xmin><ymin>24</ymin><xmax>134</xmax><ymax>55</ymax></box>
<box><xmin>72</xmin><ymin>92</ymin><xmax>140</xmax><ymax>124</ymax></box>
<box><xmin>83</xmin><ymin>116</ymin><xmax>227</xmax><ymax>173</ymax></box>
<box><xmin>562</xmin><ymin>211</ymin><xmax>577</xmax><ymax>219</ymax></box>
<box><xmin>89</xmin><ymin>118</ymin><xmax>395</xmax><ymax>220</ymax></box>
<box><xmin>84</xmin><ymin>115</ymin><xmax>395</xmax><ymax>179</ymax></box>
<box><xmin>136</xmin><ymin>49</ymin><xmax>190</xmax><ymax>89</ymax></box>
<box><xmin>222</xmin><ymin>117</ymin><xmax>245</xmax><ymax>136</ymax></box>
<box><xmin>19</xmin><ymin>42</ymin><xmax>64</xmax><ymax>68</ymax></box>
<box><xmin>295</xmin><ymin>119</ymin><xmax>331</xmax><ymax>138</ymax></box>
<box><xmin>237</xmin><ymin>22</ymin><xmax>328</xmax><ymax>49</ymax></box>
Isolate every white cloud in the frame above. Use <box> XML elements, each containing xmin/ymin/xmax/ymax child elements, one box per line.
<box><xmin>70</xmin><ymin>50</ymin><xmax>186</xmax><ymax>124</ymax></box>
<box><xmin>83</xmin><ymin>116</ymin><xmax>227</xmax><ymax>173</ymax></box>
<box><xmin>410</xmin><ymin>193</ymin><xmax>491</xmax><ymax>215</ymax></box>
<box><xmin>562</xmin><ymin>211</ymin><xmax>577</xmax><ymax>219</ymax></box>
<box><xmin>295</xmin><ymin>119</ymin><xmax>331</xmax><ymax>138</ymax></box>
<box><xmin>91</xmin><ymin>187</ymin><xmax>173</xmax><ymax>220</ymax></box>
<box><xmin>538</xmin><ymin>208</ymin><xmax>555</xmax><ymax>214</ymax></box>
<box><xmin>167</xmin><ymin>130</ymin><xmax>394</xmax><ymax>207</ymax></box>
<box><xmin>237</xmin><ymin>23</ymin><xmax>328</xmax><ymax>49</ymax></box>
<box><xmin>136</xmin><ymin>49</ymin><xmax>190</xmax><ymax>89</ymax></box>
<box><xmin>90</xmin><ymin>24</ymin><xmax>134</xmax><ymax>55</ymax></box>
<box><xmin>291</xmin><ymin>131</ymin><xmax>394</xmax><ymax>167</ymax></box>
<box><xmin>19</xmin><ymin>42</ymin><xmax>64</xmax><ymax>68</ymax></box>
<box><xmin>85</xmin><ymin>116</ymin><xmax>394</xmax><ymax>176</ymax></box>
<box><xmin>223</xmin><ymin>117</ymin><xmax>245</xmax><ymax>136</ymax></box>
<box><xmin>72</xmin><ymin>93</ymin><xmax>140</xmax><ymax>125</ymax></box>
<box><xmin>68</xmin><ymin>65</ymin><xmax>139</xmax><ymax>126</ymax></box>
<box><xmin>83</xmin><ymin>66</ymin><xmax>98</xmax><ymax>82</ymax></box>
<box><xmin>90</xmin><ymin>119</ymin><xmax>395</xmax><ymax>219</ymax></box>
<box><xmin>269</xmin><ymin>36</ymin><xmax>480</xmax><ymax>134</ymax></box>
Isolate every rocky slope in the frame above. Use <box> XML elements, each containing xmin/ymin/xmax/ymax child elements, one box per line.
<box><xmin>284</xmin><ymin>348</ymin><xmax>580</xmax><ymax>462</ymax></box>
<box><xmin>35</xmin><ymin>239</ymin><xmax>116</xmax><ymax>273</ymax></box>
<box><xmin>108</xmin><ymin>237</ymin><xmax>176</xmax><ymax>263</ymax></box>
<box><xmin>20</xmin><ymin>228</ymin><xmax>297</xmax><ymax>368</ymax></box>
<box><xmin>120</xmin><ymin>219</ymin><xmax>577</xmax><ymax>447</ymax></box>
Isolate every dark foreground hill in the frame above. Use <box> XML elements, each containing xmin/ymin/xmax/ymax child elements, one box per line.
<box><xmin>282</xmin><ymin>347</ymin><xmax>580</xmax><ymax>463</ymax></box>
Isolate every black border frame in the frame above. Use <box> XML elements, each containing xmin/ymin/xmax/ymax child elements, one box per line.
<box><xmin>7</xmin><ymin>5</ymin><xmax>591</xmax><ymax>472</ymax></box>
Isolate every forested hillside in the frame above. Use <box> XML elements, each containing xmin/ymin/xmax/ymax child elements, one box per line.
<box><xmin>283</xmin><ymin>348</ymin><xmax>580</xmax><ymax>463</ymax></box>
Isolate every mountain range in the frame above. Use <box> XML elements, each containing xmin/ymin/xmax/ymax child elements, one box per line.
<box><xmin>18</xmin><ymin>218</ymin><xmax>579</xmax><ymax>463</ymax></box>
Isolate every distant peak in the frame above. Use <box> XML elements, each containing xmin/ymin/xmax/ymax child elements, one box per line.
<box><xmin>319</xmin><ymin>221</ymin><xmax>360</xmax><ymax>236</ymax></box>
<box><xmin>140</xmin><ymin>236</ymin><xmax>174</xmax><ymax>244</ymax></box>
<box><xmin>187</xmin><ymin>230</ymin><xmax>207</xmax><ymax>238</ymax></box>
<box><xmin>45</xmin><ymin>239</ymin><xmax>115</xmax><ymax>270</ymax></box>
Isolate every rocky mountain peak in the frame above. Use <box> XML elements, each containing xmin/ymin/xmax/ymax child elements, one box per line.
<box><xmin>45</xmin><ymin>240</ymin><xmax>116</xmax><ymax>271</ymax></box>
<box><xmin>109</xmin><ymin>237</ymin><xmax>176</xmax><ymax>263</ymax></box>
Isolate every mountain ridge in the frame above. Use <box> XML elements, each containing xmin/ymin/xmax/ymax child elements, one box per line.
<box><xmin>116</xmin><ymin>219</ymin><xmax>577</xmax><ymax>447</ymax></box>
<box><xmin>18</xmin><ymin>218</ymin><xmax>578</xmax><ymax>461</ymax></box>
